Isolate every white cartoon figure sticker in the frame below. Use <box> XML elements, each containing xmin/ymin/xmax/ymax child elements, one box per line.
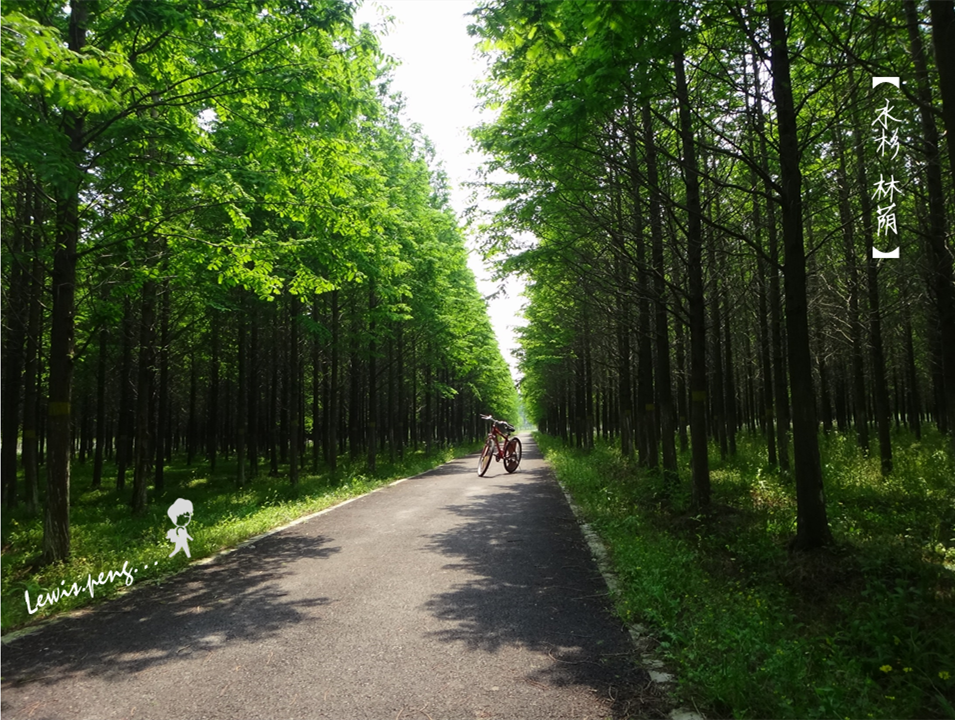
<box><xmin>166</xmin><ymin>498</ymin><xmax>194</xmax><ymax>558</ymax></box>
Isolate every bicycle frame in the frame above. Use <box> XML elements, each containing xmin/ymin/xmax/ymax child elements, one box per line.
<box><xmin>485</xmin><ymin>423</ymin><xmax>510</xmax><ymax>460</ymax></box>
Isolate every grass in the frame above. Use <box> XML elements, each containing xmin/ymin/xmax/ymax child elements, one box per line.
<box><xmin>537</xmin><ymin>428</ymin><xmax>955</xmax><ymax>719</ymax></box>
<box><xmin>1</xmin><ymin>441</ymin><xmax>480</xmax><ymax>633</ymax></box>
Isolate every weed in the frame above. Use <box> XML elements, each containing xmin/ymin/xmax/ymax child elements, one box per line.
<box><xmin>538</xmin><ymin>429</ymin><xmax>955</xmax><ymax>719</ymax></box>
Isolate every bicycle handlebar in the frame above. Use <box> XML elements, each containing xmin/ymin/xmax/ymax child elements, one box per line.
<box><xmin>479</xmin><ymin>414</ymin><xmax>515</xmax><ymax>434</ymax></box>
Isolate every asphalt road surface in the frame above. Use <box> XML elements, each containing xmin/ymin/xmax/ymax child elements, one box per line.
<box><xmin>1</xmin><ymin>435</ymin><xmax>657</xmax><ymax>719</ymax></box>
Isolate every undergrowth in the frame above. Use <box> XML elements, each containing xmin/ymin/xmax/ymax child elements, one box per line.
<box><xmin>1</xmin><ymin>442</ymin><xmax>478</xmax><ymax>632</ymax></box>
<box><xmin>537</xmin><ymin>429</ymin><xmax>955</xmax><ymax>719</ymax></box>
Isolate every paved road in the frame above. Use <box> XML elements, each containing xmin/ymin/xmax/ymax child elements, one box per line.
<box><xmin>1</xmin><ymin>436</ymin><xmax>655</xmax><ymax>719</ymax></box>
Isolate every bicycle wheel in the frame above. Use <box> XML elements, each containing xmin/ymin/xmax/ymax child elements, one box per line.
<box><xmin>503</xmin><ymin>437</ymin><xmax>522</xmax><ymax>473</ymax></box>
<box><xmin>478</xmin><ymin>438</ymin><xmax>493</xmax><ymax>476</ymax></box>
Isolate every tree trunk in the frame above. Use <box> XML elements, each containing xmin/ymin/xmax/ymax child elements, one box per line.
<box><xmin>208</xmin><ymin>311</ymin><xmax>220</xmax><ymax>473</ymax></box>
<box><xmin>187</xmin><ymin>353</ymin><xmax>197</xmax><ymax>466</ymax></box>
<box><xmin>708</xmin><ymin>235</ymin><xmax>728</xmax><ymax>460</ymax></box>
<box><xmin>908</xmin><ymin>0</ymin><xmax>955</xmax><ymax>455</ymax></box>
<box><xmin>367</xmin><ymin>284</ymin><xmax>378</xmax><ymax>472</ymax></box>
<box><xmin>642</xmin><ymin>106</ymin><xmax>677</xmax><ymax>474</ymax></box>
<box><xmin>836</xmin><ymin>136</ymin><xmax>871</xmax><ymax>452</ymax></box>
<box><xmin>289</xmin><ymin>298</ymin><xmax>300</xmax><ymax>486</ymax></box>
<box><xmin>929</xmin><ymin>0</ymin><xmax>955</xmax><ymax>184</ymax></box>
<box><xmin>92</xmin><ymin>327</ymin><xmax>108</xmax><ymax>488</ymax></box>
<box><xmin>236</xmin><ymin>298</ymin><xmax>247</xmax><ymax>488</ymax></box>
<box><xmin>248</xmin><ymin>305</ymin><xmax>259</xmax><ymax>478</ymax></box>
<box><xmin>116</xmin><ymin>297</ymin><xmax>134</xmax><ymax>489</ymax></box>
<box><xmin>767</xmin><ymin>1</ymin><xmax>832</xmax><ymax>550</ymax></box>
<box><xmin>268</xmin><ymin>322</ymin><xmax>279</xmax><ymax>475</ymax></box>
<box><xmin>154</xmin><ymin>279</ymin><xmax>170</xmax><ymax>490</ymax></box>
<box><xmin>326</xmin><ymin>290</ymin><xmax>339</xmax><ymax>470</ymax></box>
<box><xmin>674</xmin><ymin>38</ymin><xmax>710</xmax><ymax>507</ymax></box>
<box><xmin>723</xmin><ymin>287</ymin><xmax>738</xmax><ymax>455</ymax></box>
<box><xmin>43</xmin><ymin>0</ymin><xmax>90</xmax><ymax>562</ymax></box>
<box><xmin>2</xmin><ymin>180</ymin><xmax>29</xmax><ymax>507</ymax></box>
<box><xmin>131</xmin><ymin>275</ymin><xmax>157</xmax><ymax>514</ymax></box>
<box><xmin>23</xmin><ymin>192</ymin><xmax>44</xmax><ymax>513</ymax></box>
<box><xmin>349</xmin><ymin>299</ymin><xmax>362</xmax><ymax>460</ymax></box>
<box><xmin>749</xmin><ymin>52</ymin><xmax>777</xmax><ymax>466</ymax></box>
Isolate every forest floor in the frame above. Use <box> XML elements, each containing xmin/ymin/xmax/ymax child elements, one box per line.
<box><xmin>0</xmin><ymin>441</ymin><xmax>482</xmax><ymax>632</ymax></box>
<box><xmin>538</xmin><ymin>429</ymin><xmax>955</xmax><ymax>719</ymax></box>
<box><xmin>1</xmin><ymin>436</ymin><xmax>666</xmax><ymax>720</ymax></box>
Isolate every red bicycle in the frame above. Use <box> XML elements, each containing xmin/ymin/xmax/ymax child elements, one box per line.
<box><xmin>477</xmin><ymin>414</ymin><xmax>522</xmax><ymax>476</ymax></box>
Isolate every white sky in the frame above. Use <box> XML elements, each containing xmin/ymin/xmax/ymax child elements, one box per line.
<box><xmin>353</xmin><ymin>0</ymin><xmax>525</xmax><ymax>384</ymax></box>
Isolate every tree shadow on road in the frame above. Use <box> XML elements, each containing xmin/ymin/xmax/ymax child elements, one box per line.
<box><xmin>1</xmin><ymin>531</ymin><xmax>340</xmax><ymax>687</ymax></box>
<box><xmin>421</xmin><ymin>440</ymin><xmax>668</xmax><ymax>719</ymax></box>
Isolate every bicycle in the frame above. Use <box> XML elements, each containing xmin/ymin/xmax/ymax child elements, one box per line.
<box><xmin>477</xmin><ymin>414</ymin><xmax>522</xmax><ymax>476</ymax></box>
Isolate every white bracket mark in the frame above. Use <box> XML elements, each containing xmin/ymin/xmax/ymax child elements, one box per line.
<box><xmin>872</xmin><ymin>76</ymin><xmax>900</xmax><ymax>88</ymax></box>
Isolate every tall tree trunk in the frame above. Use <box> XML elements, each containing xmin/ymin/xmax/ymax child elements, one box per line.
<box><xmin>903</xmin><ymin>301</ymin><xmax>922</xmax><ymax>440</ymax></box>
<box><xmin>675</xmin><ymin>310</ymin><xmax>689</xmax><ymax>454</ymax></box>
<box><xmin>929</xmin><ymin>0</ymin><xmax>955</xmax><ymax>184</ymax></box>
<box><xmin>248</xmin><ymin>305</ymin><xmax>259</xmax><ymax>478</ymax></box>
<box><xmin>616</xmin><ymin>294</ymin><xmax>633</xmax><ymax>459</ymax></box>
<box><xmin>116</xmin><ymin>297</ymin><xmax>134</xmax><ymax>489</ymax></box>
<box><xmin>396</xmin><ymin>321</ymin><xmax>405</xmax><ymax>460</ymax></box>
<box><xmin>908</xmin><ymin>0</ymin><xmax>955</xmax><ymax>454</ymax></box>
<box><xmin>43</xmin><ymin>0</ymin><xmax>90</xmax><ymax>561</ymax></box>
<box><xmin>367</xmin><ymin>283</ymin><xmax>377</xmax><ymax>472</ymax></box>
<box><xmin>92</xmin><ymin>327</ymin><xmax>108</xmax><ymax>488</ymax></box>
<box><xmin>836</xmin><ymin>137</ymin><xmax>870</xmax><ymax>452</ymax></box>
<box><xmin>311</xmin><ymin>299</ymin><xmax>321</xmax><ymax>472</ymax></box>
<box><xmin>23</xmin><ymin>193</ymin><xmax>44</xmax><ymax>513</ymax></box>
<box><xmin>326</xmin><ymin>290</ymin><xmax>339</xmax><ymax>471</ymax></box>
<box><xmin>723</xmin><ymin>287</ymin><xmax>738</xmax><ymax>455</ymax></box>
<box><xmin>768</xmin><ymin>149</ymin><xmax>791</xmax><ymax>472</ymax></box>
<box><xmin>2</xmin><ymin>181</ymin><xmax>30</xmax><ymax>507</ymax></box>
<box><xmin>674</xmin><ymin>37</ymin><xmax>710</xmax><ymax>507</ymax></box>
<box><xmin>131</xmin><ymin>275</ymin><xmax>157</xmax><ymax>514</ymax></box>
<box><xmin>767</xmin><ymin>1</ymin><xmax>832</xmax><ymax>551</ymax></box>
<box><xmin>187</xmin><ymin>353</ymin><xmax>197</xmax><ymax>466</ymax></box>
<box><xmin>349</xmin><ymin>298</ymin><xmax>362</xmax><ymax>460</ymax></box>
<box><xmin>268</xmin><ymin>322</ymin><xmax>279</xmax><ymax>475</ymax></box>
<box><xmin>708</xmin><ymin>235</ymin><xmax>728</xmax><ymax>460</ymax></box>
<box><xmin>236</xmin><ymin>298</ymin><xmax>247</xmax><ymax>489</ymax></box>
<box><xmin>643</xmin><ymin>105</ymin><xmax>677</xmax><ymax>474</ymax></box>
<box><xmin>154</xmin><ymin>279</ymin><xmax>170</xmax><ymax>491</ymax></box>
<box><xmin>289</xmin><ymin>298</ymin><xmax>300</xmax><ymax>486</ymax></box>
<box><xmin>208</xmin><ymin>311</ymin><xmax>220</xmax><ymax>473</ymax></box>
<box><xmin>749</xmin><ymin>52</ymin><xmax>777</xmax><ymax>466</ymax></box>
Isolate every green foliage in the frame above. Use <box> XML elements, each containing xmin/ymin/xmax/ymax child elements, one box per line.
<box><xmin>538</xmin><ymin>430</ymin><xmax>955</xmax><ymax>719</ymax></box>
<box><xmin>2</xmin><ymin>0</ymin><xmax>516</xmax><ymax>566</ymax></box>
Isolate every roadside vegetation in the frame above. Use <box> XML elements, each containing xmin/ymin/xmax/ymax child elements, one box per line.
<box><xmin>538</xmin><ymin>430</ymin><xmax>955</xmax><ymax>719</ymax></box>
<box><xmin>1</xmin><ymin>442</ymin><xmax>479</xmax><ymax>633</ymax></box>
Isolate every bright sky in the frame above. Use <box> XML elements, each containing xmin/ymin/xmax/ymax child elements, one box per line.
<box><xmin>353</xmin><ymin>0</ymin><xmax>525</xmax><ymax>384</ymax></box>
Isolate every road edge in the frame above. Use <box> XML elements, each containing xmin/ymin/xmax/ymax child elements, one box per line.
<box><xmin>0</xmin><ymin>458</ymin><xmax>463</xmax><ymax>646</ymax></box>
<box><xmin>542</xmin><ymin>441</ymin><xmax>705</xmax><ymax>720</ymax></box>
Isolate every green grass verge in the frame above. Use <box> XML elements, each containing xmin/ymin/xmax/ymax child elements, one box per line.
<box><xmin>1</xmin><ymin>442</ymin><xmax>479</xmax><ymax>633</ymax></box>
<box><xmin>537</xmin><ymin>429</ymin><xmax>955</xmax><ymax>719</ymax></box>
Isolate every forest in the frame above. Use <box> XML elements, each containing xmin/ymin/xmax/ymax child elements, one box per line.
<box><xmin>2</xmin><ymin>0</ymin><xmax>955</xmax><ymax>716</ymax></box>
<box><xmin>467</xmin><ymin>1</ymin><xmax>955</xmax><ymax>716</ymax></box>
<box><xmin>469</xmin><ymin>0</ymin><xmax>955</xmax><ymax>547</ymax></box>
<box><xmin>1</xmin><ymin>0</ymin><xmax>516</xmax><ymax>582</ymax></box>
